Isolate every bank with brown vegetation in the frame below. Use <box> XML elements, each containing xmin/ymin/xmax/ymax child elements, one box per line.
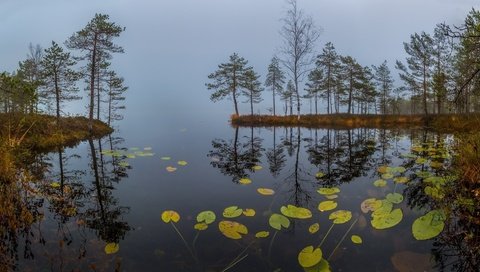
<box><xmin>231</xmin><ymin>114</ymin><xmax>480</xmax><ymax>132</ymax></box>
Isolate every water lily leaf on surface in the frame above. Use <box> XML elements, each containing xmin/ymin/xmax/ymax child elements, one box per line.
<box><xmin>252</xmin><ymin>165</ymin><xmax>263</xmax><ymax>171</ymax></box>
<box><xmin>416</xmin><ymin>171</ymin><xmax>432</xmax><ymax>178</ymax></box>
<box><xmin>415</xmin><ymin>157</ymin><xmax>427</xmax><ymax>164</ymax></box>
<box><xmin>377</xmin><ymin>166</ymin><xmax>392</xmax><ymax>174</ymax></box>
<box><xmin>104</xmin><ymin>243</ymin><xmax>119</xmax><ymax>254</ymax></box>
<box><xmin>50</xmin><ymin>182</ymin><xmax>61</xmax><ymax>188</ymax></box>
<box><xmin>239</xmin><ymin>178</ymin><xmax>252</xmax><ymax>185</ymax></box>
<box><xmin>304</xmin><ymin>258</ymin><xmax>331</xmax><ymax>272</ymax></box>
<box><xmin>126</xmin><ymin>154</ymin><xmax>136</xmax><ymax>159</ymax></box>
<box><xmin>351</xmin><ymin>235</ymin><xmax>362</xmax><ymax>244</ymax></box>
<box><xmin>325</xmin><ymin>194</ymin><xmax>338</xmax><ymax>200</ymax></box>
<box><xmin>309</xmin><ymin>223</ymin><xmax>320</xmax><ymax>234</ymax></box>
<box><xmin>424</xmin><ymin>176</ymin><xmax>446</xmax><ymax>186</ymax></box>
<box><xmin>194</xmin><ymin>223</ymin><xmax>208</xmax><ymax>231</ymax></box>
<box><xmin>412</xmin><ymin>210</ymin><xmax>446</xmax><ymax>240</ymax></box>
<box><xmin>223</xmin><ymin>206</ymin><xmax>243</xmax><ymax>218</ymax></box>
<box><xmin>424</xmin><ymin>186</ymin><xmax>445</xmax><ymax>199</ymax></box>
<box><xmin>269</xmin><ymin>213</ymin><xmax>290</xmax><ymax>230</ymax></box>
<box><xmin>161</xmin><ymin>156</ymin><xmax>171</xmax><ymax>161</ymax></box>
<box><xmin>386</xmin><ymin>193</ymin><xmax>404</xmax><ymax>204</ymax></box>
<box><xmin>118</xmin><ymin>161</ymin><xmax>129</xmax><ymax>167</ymax></box>
<box><xmin>411</xmin><ymin>145</ymin><xmax>424</xmax><ymax>153</ymax></box>
<box><xmin>317</xmin><ymin>187</ymin><xmax>340</xmax><ymax>195</ymax></box>
<box><xmin>381</xmin><ymin>173</ymin><xmax>394</xmax><ymax>180</ymax></box>
<box><xmin>371</xmin><ymin>208</ymin><xmax>403</xmax><ymax>230</ymax></box>
<box><xmin>166</xmin><ymin>166</ymin><xmax>177</xmax><ymax>172</ymax></box>
<box><xmin>243</xmin><ymin>208</ymin><xmax>256</xmax><ymax>217</ymax></box>
<box><xmin>281</xmin><ymin>205</ymin><xmax>312</xmax><ymax>219</ymax></box>
<box><xmin>298</xmin><ymin>246</ymin><xmax>323</xmax><ymax>268</ymax></box>
<box><xmin>361</xmin><ymin>198</ymin><xmax>382</xmax><ymax>213</ymax></box>
<box><xmin>315</xmin><ymin>172</ymin><xmax>325</xmax><ymax>178</ymax></box>
<box><xmin>196</xmin><ymin>211</ymin><xmax>216</xmax><ymax>224</ymax></box>
<box><xmin>318</xmin><ymin>201</ymin><xmax>337</xmax><ymax>212</ymax></box>
<box><xmin>393</xmin><ymin>176</ymin><xmax>408</xmax><ymax>184</ymax></box>
<box><xmin>373</xmin><ymin>179</ymin><xmax>387</xmax><ymax>187</ymax></box>
<box><xmin>329</xmin><ymin>210</ymin><xmax>352</xmax><ymax>224</ymax></box>
<box><xmin>429</xmin><ymin>161</ymin><xmax>443</xmax><ymax>168</ymax></box>
<box><xmin>218</xmin><ymin>220</ymin><xmax>248</xmax><ymax>240</ymax></box>
<box><xmin>177</xmin><ymin>160</ymin><xmax>188</xmax><ymax>166</ymax></box>
<box><xmin>255</xmin><ymin>231</ymin><xmax>270</xmax><ymax>238</ymax></box>
<box><xmin>161</xmin><ymin>210</ymin><xmax>180</xmax><ymax>223</ymax></box>
<box><xmin>391</xmin><ymin>166</ymin><xmax>406</xmax><ymax>174</ymax></box>
<box><xmin>257</xmin><ymin>188</ymin><xmax>275</xmax><ymax>195</ymax></box>
<box><xmin>372</xmin><ymin>200</ymin><xmax>393</xmax><ymax>217</ymax></box>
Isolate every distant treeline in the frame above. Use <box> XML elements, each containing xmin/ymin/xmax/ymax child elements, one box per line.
<box><xmin>0</xmin><ymin>14</ymin><xmax>127</xmax><ymax>129</ymax></box>
<box><xmin>206</xmin><ymin>1</ymin><xmax>480</xmax><ymax>117</ymax></box>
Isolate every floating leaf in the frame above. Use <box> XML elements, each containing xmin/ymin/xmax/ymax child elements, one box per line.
<box><xmin>194</xmin><ymin>223</ymin><xmax>208</xmax><ymax>231</ymax></box>
<box><xmin>118</xmin><ymin>161</ymin><xmax>130</xmax><ymax>167</ymax></box>
<box><xmin>386</xmin><ymin>193</ymin><xmax>404</xmax><ymax>204</ymax></box>
<box><xmin>325</xmin><ymin>194</ymin><xmax>338</xmax><ymax>200</ymax></box>
<box><xmin>317</xmin><ymin>187</ymin><xmax>340</xmax><ymax>195</ymax></box>
<box><xmin>373</xmin><ymin>179</ymin><xmax>387</xmax><ymax>187</ymax></box>
<box><xmin>104</xmin><ymin>243</ymin><xmax>119</xmax><ymax>254</ymax></box>
<box><xmin>393</xmin><ymin>176</ymin><xmax>408</xmax><ymax>184</ymax></box>
<box><xmin>223</xmin><ymin>206</ymin><xmax>243</xmax><ymax>218</ymax></box>
<box><xmin>329</xmin><ymin>210</ymin><xmax>352</xmax><ymax>224</ymax></box>
<box><xmin>381</xmin><ymin>173</ymin><xmax>394</xmax><ymax>180</ymax></box>
<box><xmin>430</xmin><ymin>161</ymin><xmax>443</xmax><ymax>168</ymax></box>
<box><xmin>361</xmin><ymin>198</ymin><xmax>383</xmax><ymax>213</ymax></box>
<box><xmin>415</xmin><ymin>157</ymin><xmax>427</xmax><ymax>164</ymax></box>
<box><xmin>50</xmin><ymin>182</ymin><xmax>61</xmax><ymax>188</ymax></box>
<box><xmin>243</xmin><ymin>208</ymin><xmax>256</xmax><ymax>217</ymax></box>
<box><xmin>416</xmin><ymin>171</ymin><xmax>432</xmax><ymax>178</ymax></box>
<box><xmin>351</xmin><ymin>235</ymin><xmax>363</xmax><ymax>244</ymax></box>
<box><xmin>239</xmin><ymin>178</ymin><xmax>252</xmax><ymax>185</ymax></box>
<box><xmin>424</xmin><ymin>186</ymin><xmax>445</xmax><ymax>199</ymax></box>
<box><xmin>196</xmin><ymin>211</ymin><xmax>216</xmax><ymax>224</ymax></box>
<box><xmin>166</xmin><ymin>166</ymin><xmax>177</xmax><ymax>172</ymax></box>
<box><xmin>304</xmin><ymin>259</ymin><xmax>331</xmax><ymax>272</ymax></box>
<box><xmin>218</xmin><ymin>220</ymin><xmax>248</xmax><ymax>240</ymax></box>
<box><xmin>371</xmin><ymin>208</ymin><xmax>403</xmax><ymax>230</ymax></box>
<box><xmin>126</xmin><ymin>154</ymin><xmax>136</xmax><ymax>159</ymax></box>
<box><xmin>318</xmin><ymin>201</ymin><xmax>337</xmax><ymax>212</ymax></box>
<box><xmin>412</xmin><ymin>210</ymin><xmax>446</xmax><ymax>240</ymax></box>
<box><xmin>424</xmin><ymin>176</ymin><xmax>446</xmax><ymax>186</ymax></box>
<box><xmin>257</xmin><ymin>188</ymin><xmax>275</xmax><ymax>195</ymax></box>
<box><xmin>252</xmin><ymin>165</ymin><xmax>263</xmax><ymax>171</ymax></box>
<box><xmin>298</xmin><ymin>246</ymin><xmax>322</xmax><ymax>268</ymax></box>
<box><xmin>392</xmin><ymin>166</ymin><xmax>406</xmax><ymax>174</ymax></box>
<box><xmin>315</xmin><ymin>172</ymin><xmax>325</xmax><ymax>178</ymax></box>
<box><xmin>161</xmin><ymin>157</ymin><xmax>171</xmax><ymax>161</ymax></box>
<box><xmin>161</xmin><ymin>210</ymin><xmax>180</xmax><ymax>223</ymax></box>
<box><xmin>269</xmin><ymin>213</ymin><xmax>290</xmax><ymax>230</ymax></box>
<box><xmin>177</xmin><ymin>160</ymin><xmax>188</xmax><ymax>166</ymax></box>
<box><xmin>377</xmin><ymin>166</ymin><xmax>391</xmax><ymax>174</ymax></box>
<box><xmin>281</xmin><ymin>205</ymin><xmax>312</xmax><ymax>219</ymax></box>
<box><xmin>255</xmin><ymin>231</ymin><xmax>270</xmax><ymax>238</ymax></box>
<box><xmin>372</xmin><ymin>200</ymin><xmax>393</xmax><ymax>217</ymax></box>
<box><xmin>309</xmin><ymin>223</ymin><xmax>320</xmax><ymax>234</ymax></box>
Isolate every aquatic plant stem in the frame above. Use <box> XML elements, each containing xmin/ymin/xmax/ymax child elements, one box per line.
<box><xmin>223</xmin><ymin>241</ymin><xmax>255</xmax><ymax>272</ymax></box>
<box><xmin>267</xmin><ymin>230</ymin><xmax>279</xmax><ymax>259</ymax></box>
<box><xmin>327</xmin><ymin>218</ymin><xmax>358</xmax><ymax>260</ymax></box>
<box><xmin>192</xmin><ymin>231</ymin><xmax>200</xmax><ymax>257</ymax></box>
<box><xmin>170</xmin><ymin>222</ymin><xmax>198</xmax><ymax>263</ymax></box>
<box><xmin>221</xmin><ymin>254</ymin><xmax>249</xmax><ymax>272</ymax></box>
<box><xmin>318</xmin><ymin>223</ymin><xmax>335</xmax><ymax>248</ymax></box>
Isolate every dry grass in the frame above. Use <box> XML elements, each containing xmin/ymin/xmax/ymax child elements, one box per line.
<box><xmin>231</xmin><ymin>113</ymin><xmax>480</xmax><ymax>132</ymax></box>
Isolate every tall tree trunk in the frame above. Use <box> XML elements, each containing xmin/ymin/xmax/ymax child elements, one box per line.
<box><xmin>250</xmin><ymin>91</ymin><xmax>253</xmax><ymax>116</ymax></box>
<box><xmin>423</xmin><ymin>61</ymin><xmax>428</xmax><ymax>116</ymax></box>
<box><xmin>89</xmin><ymin>34</ymin><xmax>98</xmax><ymax>132</ymax></box>
<box><xmin>272</xmin><ymin>85</ymin><xmax>276</xmax><ymax>116</ymax></box>
<box><xmin>54</xmin><ymin>72</ymin><xmax>60</xmax><ymax>124</ymax></box>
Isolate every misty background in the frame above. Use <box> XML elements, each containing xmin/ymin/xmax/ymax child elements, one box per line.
<box><xmin>0</xmin><ymin>0</ymin><xmax>478</xmax><ymax>130</ymax></box>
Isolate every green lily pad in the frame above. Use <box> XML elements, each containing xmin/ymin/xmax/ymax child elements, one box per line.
<box><xmin>315</xmin><ymin>172</ymin><xmax>325</xmax><ymax>178</ymax></box>
<box><xmin>126</xmin><ymin>154</ymin><xmax>136</xmax><ymax>159</ymax></box>
<box><xmin>329</xmin><ymin>210</ymin><xmax>352</xmax><ymax>224</ymax></box>
<box><xmin>257</xmin><ymin>188</ymin><xmax>275</xmax><ymax>195</ymax></box>
<box><xmin>309</xmin><ymin>223</ymin><xmax>320</xmax><ymax>234</ymax></box>
<box><xmin>415</xmin><ymin>157</ymin><xmax>427</xmax><ymax>164</ymax></box>
<box><xmin>318</xmin><ymin>201</ymin><xmax>337</xmax><ymax>212</ymax></box>
<box><xmin>298</xmin><ymin>246</ymin><xmax>322</xmax><ymax>268</ymax></box>
<box><xmin>382</xmin><ymin>173</ymin><xmax>394</xmax><ymax>180</ymax></box>
<box><xmin>281</xmin><ymin>205</ymin><xmax>312</xmax><ymax>219</ymax></box>
<box><xmin>386</xmin><ymin>193</ymin><xmax>404</xmax><ymax>204</ymax></box>
<box><xmin>416</xmin><ymin>171</ymin><xmax>432</xmax><ymax>178</ymax></box>
<box><xmin>424</xmin><ymin>176</ymin><xmax>446</xmax><ymax>186</ymax></box>
<box><xmin>194</xmin><ymin>223</ymin><xmax>208</xmax><ymax>231</ymax></box>
<box><xmin>218</xmin><ymin>220</ymin><xmax>248</xmax><ymax>240</ymax></box>
<box><xmin>424</xmin><ymin>186</ymin><xmax>445</xmax><ymax>199</ymax></box>
<box><xmin>269</xmin><ymin>213</ymin><xmax>290</xmax><ymax>230</ymax></box>
<box><xmin>304</xmin><ymin>258</ymin><xmax>331</xmax><ymax>272</ymax></box>
<box><xmin>223</xmin><ymin>206</ymin><xmax>243</xmax><ymax>218</ymax></box>
<box><xmin>429</xmin><ymin>161</ymin><xmax>443</xmax><ymax>168</ymax></box>
<box><xmin>317</xmin><ymin>187</ymin><xmax>340</xmax><ymax>195</ymax></box>
<box><xmin>361</xmin><ymin>198</ymin><xmax>383</xmax><ymax>213</ymax></box>
<box><xmin>118</xmin><ymin>161</ymin><xmax>129</xmax><ymax>167</ymax></box>
<box><xmin>351</xmin><ymin>235</ymin><xmax>362</xmax><ymax>244</ymax></box>
<box><xmin>371</xmin><ymin>208</ymin><xmax>403</xmax><ymax>230</ymax></box>
<box><xmin>177</xmin><ymin>160</ymin><xmax>188</xmax><ymax>166</ymax></box>
<box><xmin>255</xmin><ymin>231</ymin><xmax>270</xmax><ymax>238</ymax></box>
<box><xmin>393</xmin><ymin>176</ymin><xmax>409</xmax><ymax>184</ymax></box>
<box><xmin>412</xmin><ymin>210</ymin><xmax>446</xmax><ymax>240</ymax></box>
<box><xmin>196</xmin><ymin>211</ymin><xmax>216</xmax><ymax>224</ymax></box>
<box><xmin>391</xmin><ymin>166</ymin><xmax>406</xmax><ymax>173</ymax></box>
<box><xmin>373</xmin><ymin>179</ymin><xmax>387</xmax><ymax>187</ymax></box>
<box><xmin>372</xmin><ymin>200</ymin><xmax>393</xmax><ymax>217</ymax></box>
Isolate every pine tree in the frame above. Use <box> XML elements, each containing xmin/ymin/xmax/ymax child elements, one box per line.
<box><xmin>315</xmin><ymin>42</ymin><xmax>339</xmax><ymax>114</ymax></box>
<box><xmin>340</xmin><ymin>56</ymin><xmax>363</xmax><ymax>114</ymax></box>
<box><xmin>265</xmin><ymin>56</ymin><xmax>285</xmax><ymax>116</ymax></box>
<box><xmin>241</xmin><ymin>68</ymin><xmax>263</xmax><ymax>116</ymax></box>
<box><xmin>305</xmin><ymin>68</ymin><xmax>324</xmax><ymax>114</ymax></box>
<box><xmin>106</xmin><ymin>71</ymin><xmax>128</xmax><ymax>126</ymax></box>
<box><xmin>373</xmin><ymin>61</ymin><xmax>394</xmax><ymax>114</ymax></box>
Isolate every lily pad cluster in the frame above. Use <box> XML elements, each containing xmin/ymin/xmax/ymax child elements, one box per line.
<box><xmin>361</xmin><ymin>197</ymin><xmax>403</xmax><ymax>230</ymax></box>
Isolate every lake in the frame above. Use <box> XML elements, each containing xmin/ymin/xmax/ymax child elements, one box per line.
<box><xmin>5</xmin><ymin>122</ymin><xmax>476</xmax><ymax>272</ymax></box>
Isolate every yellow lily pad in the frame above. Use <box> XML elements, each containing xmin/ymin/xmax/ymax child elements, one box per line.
<box><xmin>317</xmin><ymin>187</ymin><xmax>340</xmax><ymax>195</ymax></box>
<box><xmin>166</xmin><ymin>166</ymin><xmax>177</xmax><ymax>172</ymax></box>
<box><xmin>252</xmin><ymin>165</ymin><xmax>263</xmax><ymax>171</ymax></box>
<box><xmin>194</xmin><ymin>223</ymin><xmax>208</xmax><ymax>231</ymax></box>
<box><xmin>315</xmin><ymin>172</ymin><xmax>325</xmax><ymax>178</ymax></box>
<box><xmin>393</xmin><ymin>176</ymin><xmax>409</xmax><ymax>184</ymax></box>
<box><xmin>381</xmin><ymin>173</ymin><xmax>394</xmax><ymax>180</ymax></box>
<box><xmin>361</xmin><ymin>198</ymin><xmax>383</xmax><ymax>213</ymax></box>
<box><xmin>218</xmin><ymin>220</ymin><xmax>248</xmax><ymax>240</ymax></box>
<box><xmin>50</xmin><ymin>182</ymin><xmax>61</xmax><ymax>188</ymax></box>
<box><xmin>223</xmin><ymin>206</ymin><xmax>243</xmax><ymax>218</ymax></box>
<box><xmin>298</xmin><ymin>246</ymin><xmax>322</xmax><ymax>268</ymax></box>
<box><xmin>318</xmin><ymin>201</ymin><xmax>337</xmax><ymax>212</ymax></box>
<box><xmin>177</xmin><ymin>160</ymin><xmax>188</xmax><ymax>166</ymax></box>
<box><xmin>371</xmin><ymin>208</ymin><xmax>403</xmax><ymax>230</ymax></box>
<box><xmin>325</xmin><ymin>194</ymin><xmax>338</xmax><ymax>200</ymax></box>
<box><xmin>280</xmin><ymin>205</ymin><xmax>312</xmax><ymax>219</ymax></box>
<box><xmin>161</xmin><ymin>210</ymin><xmax>180</xmax><ymax>223</ymax></box>
<box><xmin>239</xmin><ymin>178</ymin><xmax>252</xmax><ymax>185</ymax></box>
<box><xmin>309</xmin><ymin>223</ymin><xmax>320</xmax><ymax>234</ymax></box>
<box><xmin>373</xmin><ymin>179</ymin><xmax>387</xmax><ymax>187</ymax></box>
<box><xmin>257</xmin><ymin>188</ymin><xmax>275</xmax><ymax>195</ymax></box>
<box><xmin>329</xmin><ymin>210</ymin><xmax>352</xmax><ymax>224</ymax></box>
<box><xmin>243</xmin><ymin>208</ymin><xmax>256</xmax><ymax>217</ymax></box>
<box><xmin>104</xmin><ymin>243</ymin><xmax>119</xmax><ymax>254</ymax></box>
<box><xmin>255</xmin><ymin>231</ymin><xmax>270</xmax><ymax>238</ymax></box>
<box><xmin>351</xmin><ymin>235</ymin><xmax>362</xmax><ymax>244</ymax></box>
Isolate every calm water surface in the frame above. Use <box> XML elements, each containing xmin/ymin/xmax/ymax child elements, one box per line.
<box><xmin>8</xmin><ymin>121</ymin><xmax>473</xmax><ymax>272</ymax></box>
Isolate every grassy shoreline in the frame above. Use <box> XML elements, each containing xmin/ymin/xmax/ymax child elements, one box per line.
<box><xmin>231</xmin><ymin>113</ymin><xmax>480</xmax><ymax>131</ymax></box>
<box><xmin>0</xmin><ymin>113</ymin><xmax>113</xmax><ymax>151</ymax></box>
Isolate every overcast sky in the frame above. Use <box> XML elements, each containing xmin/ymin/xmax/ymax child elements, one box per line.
<box><xmin>0</xmin><ymin>0</ymin><xmax>478</xmax><ymax>121</ymax></box>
